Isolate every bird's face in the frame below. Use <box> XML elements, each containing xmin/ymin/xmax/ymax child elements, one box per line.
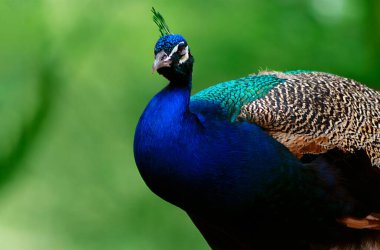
<box><xmin>152</xmin><ymin>34</ymin><xmax>193</xmax><ymax>81</ymax></box>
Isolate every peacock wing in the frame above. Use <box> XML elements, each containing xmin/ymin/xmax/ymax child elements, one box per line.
<box><xmin>191</xmin><ymin>71</ymin><xmax>380</xmax><ymax>167</ymax></box>
<box><xmin>238</xmin><ymin>71</ymin><xmax>380</xmax><ymax>167</ymax></box>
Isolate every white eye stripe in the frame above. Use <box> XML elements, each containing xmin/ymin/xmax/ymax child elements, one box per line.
<box><xmin>179</xmin><ymin>46</ymin><xmax>189</xmax><ymax>64</ymax></box>
<box><xmin>169</xmin><ymin>41</ymin><xmax>185</xmax><ymax>57</ymax></box>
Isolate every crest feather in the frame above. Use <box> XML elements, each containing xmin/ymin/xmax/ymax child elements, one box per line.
<box><xmin>152</xmin><ymin>7</ymin><xmax>171</xmax><ymax>36</ymax></box>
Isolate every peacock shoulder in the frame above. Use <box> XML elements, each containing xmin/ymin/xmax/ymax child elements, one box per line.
<box><xmin>190</xmin><ymin>70</ymin><xmax>312</xmax><ymax>121</ymax></box>
<box><xmin>190</xmin><ymin>72</ymin><xmax>292</xmax><ymax>121</ymax></box>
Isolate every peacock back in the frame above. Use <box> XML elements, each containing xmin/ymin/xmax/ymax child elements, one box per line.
<box><xmin>191</xmin><ymin>70</ymin><xmax>380</xmax><ymax>167</ymax></box>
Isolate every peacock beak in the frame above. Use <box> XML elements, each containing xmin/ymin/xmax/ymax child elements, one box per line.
<box><xmin>152</xmin><ymin>51</ymin><xmax>172</xmax><ymax>73</ymax></box>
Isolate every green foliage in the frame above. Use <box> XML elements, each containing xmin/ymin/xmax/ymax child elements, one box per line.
<box><xmin>0</xmin><ymin>0</ymin><xmax>379</xmax><ymax>249</ymax></box>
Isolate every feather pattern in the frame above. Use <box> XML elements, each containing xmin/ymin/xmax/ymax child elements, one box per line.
<box><xmin>191</xmin><ymin>70</ymin><xmax>380</xmax><ymax>167</ymax></box>
<box><xmin>237</xmin><ymin>71</ymin><xmax>380</xmax><ymax>167</ymax></box>
<box><xmin>190</xmin><ymin>74</ymin><xmax>286</xmax><ymax>121</ymax></box>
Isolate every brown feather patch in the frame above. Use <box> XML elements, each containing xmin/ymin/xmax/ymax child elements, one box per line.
<box><xmin>238</xmin><ymin>72</ymin><xmax>380</xmax><ymax>167</ymax></box>
<box><xmin>269</xmin><ymin>132</ymin><xmax>332</xmax><ymax>158</ymax></box>
<box><xmin>338</xmin><ymin>215</ymin><xmax>380</xmax><ymax>230</ymax></box>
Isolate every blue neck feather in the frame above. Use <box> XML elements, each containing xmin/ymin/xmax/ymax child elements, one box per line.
<box><xmin>134</xmin><ymin>76</ymin><xmax>204</xmax><ymax>207</ymax></box>
<box><xmin>134</xmin><ymin>73</ymin><xmax>308</xmax><ymax>212</ymax></box>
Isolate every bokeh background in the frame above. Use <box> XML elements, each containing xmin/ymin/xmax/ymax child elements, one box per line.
<box><xmin>0</xmin><ymin>0</ymin><xmax>379</xmax><ymax>249</ymax></box>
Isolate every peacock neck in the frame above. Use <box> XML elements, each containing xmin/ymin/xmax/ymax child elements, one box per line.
<box><xmin>162</xmin><ymin>76</ymin><xmax>193</xmax><ymax>116</ymax></box>
<box><xmin>137</xmin><ymin>75</ymin><xmax>197</xmax><ymax>142</ymax></box>
<box><xmin>134</xmin><ymin>75</ymin><xmax>200</xmax><ymax>204</ymax></box>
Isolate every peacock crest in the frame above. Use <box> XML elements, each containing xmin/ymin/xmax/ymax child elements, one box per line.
<box><xmin>152</xmin><ymin>7</ymin><xmax>171</xmax><ymax>36</ymax></box>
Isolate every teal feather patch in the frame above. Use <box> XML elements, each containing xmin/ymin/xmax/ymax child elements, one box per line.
<box><xmin>191</xmin><ymin>74</ymin><xmax>286</xmax><ymax>122</ymax></box>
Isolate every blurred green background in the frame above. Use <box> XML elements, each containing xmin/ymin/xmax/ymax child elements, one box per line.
<box><xmin>0</xmin><ymin>0</ymin><xmax>379</xmax><ymax>249</ymax></box>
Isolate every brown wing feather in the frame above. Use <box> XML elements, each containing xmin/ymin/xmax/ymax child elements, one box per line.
<box><xmin>238</xmin><ymin>71</ymin><xmax>380</xmax><ymax>167</ymax></box>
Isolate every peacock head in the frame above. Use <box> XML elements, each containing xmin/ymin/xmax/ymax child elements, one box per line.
<box><xmin>151</xmin><ymin>8</ymin><xmax>193</xmax><ymax>82</ymax></box>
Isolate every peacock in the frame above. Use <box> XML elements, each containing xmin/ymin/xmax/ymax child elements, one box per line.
<box><xmin>134</xmin><ymin>8</ymin><xmax>380</xmax><ymax>249</ymax></box>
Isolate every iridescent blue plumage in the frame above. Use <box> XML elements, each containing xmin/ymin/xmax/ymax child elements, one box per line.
<box><xmin>135</xmin><ymin>14</ymin><xmax>380</xmax><ymax>249</ymax></box>
<box><xmin>154</xmin><ymin>34</ymin><xmax>187</xmax><ymax>54</ymax></box>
